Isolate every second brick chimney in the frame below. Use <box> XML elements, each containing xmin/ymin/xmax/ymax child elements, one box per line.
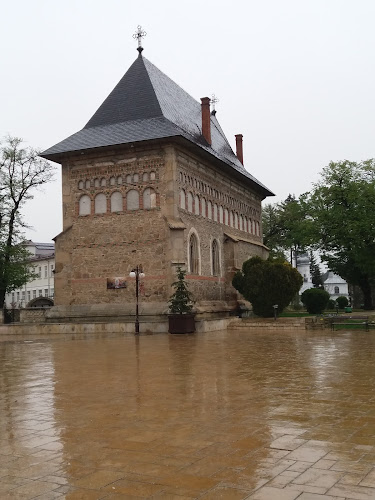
<box><xmin>235</xmin><ymin>134</ymin><xmax>244</xmax><ymax>165</ymax></box>
<box><xmin>201</xmin><ymin>97</ymin><xmax>211</xmax><ymax>145</ymax></box>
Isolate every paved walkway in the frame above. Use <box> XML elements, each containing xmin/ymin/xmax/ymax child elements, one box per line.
<box><xmin>1</xmin><ymin>328</ymin><xmax>375</xmax><ymax>499</ymax></box>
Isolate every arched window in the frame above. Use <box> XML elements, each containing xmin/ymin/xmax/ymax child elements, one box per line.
<box><xmin>133</xmin><ymin>173</ymin><xmax>139</xmax><ymax>183</ymax></box>
<box><xmin>244</xmin><ymin>217</ymin><xmax>248</xmax><ymax>232</ymax></box>
<box><xmin>219</xmin><ymin>206</ymin><xmax>224</xmax><ymax>224</ymax></box>
<box><xmin>126</xmin><ymin>174</ymin><xmax>132</xmax><ymax>184</ymax></box>
<box><xmin>94</xmin><ymin>178</ymin><xmax>100</xmax><ymax>188</ymax></box>
<box><xmin>117</xmin><ymin>176</ymin><xmax>122</xmax><ymax>185</ymax></box>
<box><xmin>142</xmin><ymin>172</ymin><xmax>149</xmax><ymax>182</ymax></box>
<box><xmin>127</xmin><ymin>189</ymin><xmax>139</xmax><ymax>210</ymax></box>
<box><xmin>256</xmin><ymin>221</ymin><xmax>260</xmax><ymax>236</ymax></box>
<box><xmin>252</xmin><ymin>220</ymin><xmax>256</xmax><ymax>234</ymax></box>
<box><xmin>110</xmin><ymin>176</ymin><xmax>116</xmax><ymax>186</ymax></box>
<box><xmin>224</xmin><ymin>208</ymin><xmax>229</xmax><ymax>225</ymax></box>
<box><xmin>213</xmin><ymin>204</ymin><xmax>218</xmax><ymax>222</ymax></box>
<box><xmin>101</xmin><ymin>178</ymin><xmax>106</xmax><ymax>187</ymax></box>
<box><xmin>234</xmin><ymin>213</ymin><xmax>239</xmax><ymax>229</ymax></box>
<box><xmin>207</xmin><ymin>201</ymin><xmax>212</xmax><ymax>220</ymax></box>
<box><xmin>201</xmin><ymin>198</ymin><xmax>206</xmax><ymax>217</ymax></box>
<box><xmin>143</xmin><ymin>188</ymin><xmax>156</xmax><ymax>209</ymax></box>
<box><xmin>230</xmin><ymin>211</ymin><xmax>234</xmax><ymax>227</ymax></box>
<box><xmin>239</xmin><ymin>216</ymin><xmax>243</xmax><ymax>231</ymax></box>
<box><xmin>150</xmin><ymin>171</ymin><xmax>156</xmax><ymax>180</ymax></box>
<box><xmin>180</xmin><ymin>189</ymin><xmax>186</xmax><ymax>210</ymax></box>
<box><xmin>334</xmin><ymin>286</ymin><xmax>340</xmax><ymax>294</ymax></box>
<box><xmin>194</xmin><ymin>195</ymin><xmax>200</xmax><ymax>215</ymax></box>
<box><xmin>78</xmin><ymin>180</ymin><xmax>84</xmax><ymax>190</ymax></box>
<box><xmin>188</xmin><ymin>233</ymin><xmax>199</xmax><ymax>275</ymax></box>
<box><xmin>79</xmin><ymin>195</ymin><xmax>91</xmax><ymax>215</ymax></box>
<box><xmin>94</xmin><ymin>193</ymin><xmax>107</xmax><ymax>214</ymax></box>
<box><xmin>111</xmin><ymin>191</ymin><xmax>123</xmax><ymax>212</ymax></box>
<box><xmin>212</xmin><ymin>239</ymin><xmax>220</xmax><ymax>276</ymax></box>
<box><xmin>187</xmin><ymin>192</ymin><xmax>193</xmax><ymax>212</ymax></box>
<box><xmin>85</xmin><ymin>180</ymin><xmax>90</xmax><ymax>189</ymax></box>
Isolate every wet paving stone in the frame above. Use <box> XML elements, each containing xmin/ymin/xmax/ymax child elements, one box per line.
<box><xmin>1</xmin><ymin>328</ymin><xmax>375</xmax><ymax>498</ymax></box>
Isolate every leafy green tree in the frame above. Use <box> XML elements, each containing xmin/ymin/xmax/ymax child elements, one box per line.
<box><xmin>309</xmin><ymin>251</ymin><xmax>323</xmax><ymax>288</ymax></box>
<box><xmin>336</xmin><ymin>296</ymin><xmax>349</xmax><ymax>309</ymax></box>
<box><xmin>232</xmin><ymin>256</ymin><xmax>303</xmax><ymax>317</ymax></box>
<box><xmin>168</xmin><ymin>267</ymin><xmax>194</xmax><ymax>314</ymax></box>
<box><xmin>0</xmin><ymin>136</ymin><xmax>54</xmax><ymax>308</ymax></box>
<box><xmin>307</xmin><ymin>160</ymin><xmax>375</xmax><ymax>310</ymax></box>
<box><xmin>263</xmin><ymin>194</ymin><xmax>313</xmax><ymax>266</ymax></box>
<box><xmin>301</xmin><ymin>288</ymin><xmax>330</xmax><ymax>314</ymax></box>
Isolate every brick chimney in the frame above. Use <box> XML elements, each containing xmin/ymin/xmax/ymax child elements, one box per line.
<box><xmin>235</xmin><ymin>134</ymin><xmax>244</xmax><ymax>165</ymax></box>
<box><xmin>201</xmin><ymin>97</ymin><xmax>211</xmax><ymax>145</ymax></box>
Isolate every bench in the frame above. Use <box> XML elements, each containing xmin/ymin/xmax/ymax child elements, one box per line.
<box><xmin>330</xmin><ymin>315</ymin><xmax>369</xmax><ymax>331</ymax></box>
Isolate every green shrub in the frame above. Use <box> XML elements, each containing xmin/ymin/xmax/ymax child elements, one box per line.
<box><xmin>232</xmin><ymin>256</ymin><xmax>303</xmax><ymax>317</ymax></box>
<box><xmin>336</xmin><ymin>296</ymin><xmax>349</xmax><ymax>309</ymax></box>
<box><xmin>301</xmin><ymin>288</ymin><xmax>330</xmax><ymax>314</ymax></box>
<box><xmin>326</xmin><ymin>299</ymin><xmax>336</xmax><ymax>310</ymax></box>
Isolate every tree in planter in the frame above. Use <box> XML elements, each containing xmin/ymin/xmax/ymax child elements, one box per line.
<box><xmin>301</xmin><ymin>288</ymin><xmax>330</xmax><ymax>314</ymax></box>
<box><xmin>232</xmin><ymin>256</ymin><xmax>303</xmax><ymax>317</ymax></box>
<box><xmin>168</xmin><ymin>267</ymin><xmax>194</xmax><ymax>314</ymax></box>
<box><xmin>336</xmin><ymin>296</ymin><xmax>349</xmax><ymax>309</ymax></box>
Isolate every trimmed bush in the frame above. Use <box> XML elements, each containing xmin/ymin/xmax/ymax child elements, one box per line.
<box><xmin>232</xmin><ymin>256</ymin><xmax>303</xmax><ymax>317</ymax></box>
<box><xmin>336</xmin><ymin>296</ymin><xmax>349</xmax><ymax>309</ymax></box>
<box><xmin>326</xmin><ymin>299</ymin><xmax>336</xmax><ymax>310</ymax></box>
<box><xmin>301</xmin><ymin>288</ymin><xmax>330</xmax><ymax>314</ymax></box>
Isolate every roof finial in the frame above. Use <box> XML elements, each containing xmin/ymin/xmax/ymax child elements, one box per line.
<box><xmin>211</xmin><ymin>94</ymin><xmax>219</xmax><ymax>115</ymax></box>
<box><xmin>133</xmin><ymin>25</ymin><xmax>147</xmax><ymax>54</ymax></box>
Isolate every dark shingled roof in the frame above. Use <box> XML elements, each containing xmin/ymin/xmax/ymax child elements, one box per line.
<box><xmin>41</xmin><ymin>53</ymin><xmax>273</xmax><ymax>197</ymax></box>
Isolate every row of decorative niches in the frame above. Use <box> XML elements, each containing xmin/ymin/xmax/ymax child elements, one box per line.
<box><xmin>180</xmin><ymin>190</ymin><xmax>260</xmax><ymax>236</ymax></box>
<box><xmin>78</xmin><ymin>171</ymin><xmax>157</xmax><ymax>190</ymax></box>
<box><xmin>179</xmin><ymin>171</ymin><xmax>260</xmax><ymax>218</ymax></box>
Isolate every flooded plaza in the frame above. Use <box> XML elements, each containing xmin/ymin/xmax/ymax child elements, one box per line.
<box><xmin>1</xmin><ymin>329</ymin><xmax>375</xmax><ymax>499</ymax></box>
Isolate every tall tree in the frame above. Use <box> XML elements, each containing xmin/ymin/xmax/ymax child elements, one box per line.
<box><xmin>0</xmin><ymin>136</ymin><xmax>55</xmax><ymax>308</ymax></box>
<box><xmin>309</xmin><ymin>251</ymin><xmax>323</xmax><ymax>288</ymax></box>
<box><xmin>263</xmin><ymin>194</ymin><xmax>312</xmax><ymax>265</ymax></box>
<box><xmin>307</xmin><ymin>159</ymin><xmax>375</xmax><ymax>309</ymax></box>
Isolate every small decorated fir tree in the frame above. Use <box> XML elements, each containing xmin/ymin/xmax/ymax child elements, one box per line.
<box><xmin>168</xmin><ymin>267</ymin><xmax>194</xmax><ymax>314</ymax></box>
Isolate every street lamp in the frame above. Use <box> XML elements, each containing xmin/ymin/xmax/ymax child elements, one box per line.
<box><xmin>129</xmin><ymin>265</ymin><xmax>145</xmax><ymax>335</ymax></box>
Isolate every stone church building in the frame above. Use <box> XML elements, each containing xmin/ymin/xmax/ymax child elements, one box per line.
<box><xmin>41</xmin><ymin>46</ymin><xmax>273</xmax><ymax>330</ymax></box>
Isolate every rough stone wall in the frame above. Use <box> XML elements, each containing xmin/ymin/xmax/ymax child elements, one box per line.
<box><xmin>53</xmin><ymin>141</ymin><xmax>269</xmax><ymax>319</ymax></box>
<box><xmin>55</xmin><ymin>145</ymin><xmax>170</xmax><ymax>312</ymax></box>
<box><xmin>20</xmin><ymin>308</ymin><xmax>47</xmax><ymax>323</ymax></box>
<box><xmin>175</xmin><ymin>149</ymin><xmax>268</xmax><ymax>309</ymax></box>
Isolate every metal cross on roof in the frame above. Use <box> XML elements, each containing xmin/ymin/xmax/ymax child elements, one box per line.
<box><xmin>133</xmin><ymin>25</ymin><xmax>147</xmax><ymax>54</ymax></box>
<box><xmin>211</xmin><ymin>94</ymin><xmax>219</xmax><ymax>114</ymax></box>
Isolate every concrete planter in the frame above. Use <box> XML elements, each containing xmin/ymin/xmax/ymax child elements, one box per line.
<box><xmin>168</xmin><ymin>314</ymin><xmax>196</xmax><ymax>334</ymax></box>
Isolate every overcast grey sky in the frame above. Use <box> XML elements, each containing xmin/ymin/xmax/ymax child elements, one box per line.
<box><xmin>1</xmin><ymin>0</ymin><xmax>374</xmax><ymax>242</ymax></box>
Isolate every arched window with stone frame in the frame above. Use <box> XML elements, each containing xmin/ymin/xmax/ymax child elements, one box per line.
<box><xmin>194</xmin><ymin>195</ymin><xmax>200</xmax><ymax>215</ymax></box>
<box><xmin>126</xmin><ymin>174</ymin><xmax>132</xmax><ymax>184</ymax></box>
<box><xmin>150</xmin><ymin>171</ymin><xmax>156</xmax><ymax>181</ymax></box>
<box><xmin>85</xmin><ymin>179</ymin><xmax>90</xmax><ymax>189</ymax></box>
<box><xmin>334</xmin><ymin>286</ymin><xmax>340</xmax><ymax>294</ymax></box>
<box><xmin>127</xmin><ymin>189</ymin><xmax>139</xmax><ymax>210</ymax></box>
<box><xmin>100</xmin><ymin>178</ymin><xmax>106</xmax><ymax>187</ymax></box>
<box><xmin>187</xmin><ymin>192</ymin><xmax>193</xmax><ymax>212</ymax></box>
<box><xmin>78</xmin><ymin>180</ymin><xmax>84</xmax><ymax>190</ymax></box>
<box><xmin>94</xmin><ymin>178</ymin><xmax>100</xmax><ymax>188</ymax></box>
<box><xmin>188</xmin><ymin>232</ymin><xmax>200</xmax><ymax>275</ymax></box>
<box><xmin>224</xmin><ymin>208</ymin><xmax>229</xmax><ymax>225</ymax></box>
<box><xmin>201</xmin><ymin>198</ymin><xmax>206</xmax><ymax>217</ymax></box>
<box><xmin>142</xmin><ymin>172</ymin><xmax>149</xmax><ymax>182</ymax></box>
<box><xmin>110</xmin><ymin>191</ymin><xmax>123</xmax><ymax>212</ymax></box>
<box><xmin>110</xmin><ymin>176</ymin><xmax>116</xmax><ymax>186</ymax></box>
<box><xmin>143</xmin><ymin>188</ymin><xmax>156</xmax><ymax>209</ymax></box>
<box><xmin>180</xmin><ymin>189</ymin><xmax>186</xmax><ymax>210</ymax></box>
<box><xmin>94</xmin><ymin>193</ymin><xmax>107</xmax><ymax>214</ymax></box>
<box><xmin>211</xmin><ymin>239</ymin><xmax>220</xmax><ymax>276</ymax></box>
<box><xmin>79</xmin><ymin>194</ymin><xmax>91</xmax><ymax>216</ymax></box>
<box><xmin>207</xmin><ymin>200</ymin><xmax>212</xmax><ymax>220</ymax></box>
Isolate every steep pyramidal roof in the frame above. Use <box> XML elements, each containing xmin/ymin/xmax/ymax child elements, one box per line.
<box><xmin>41</xmin><ymin>53</ymin><xmax>273</xmax><ymax>197</ymax></box>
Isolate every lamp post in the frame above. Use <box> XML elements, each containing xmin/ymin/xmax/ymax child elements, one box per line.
<box><xmin>273</xmin><ymin>304</ymin><xmax>278</xmax><ymax>321</ymax></box>
<box><xmin>129</xmin><ymin>265</ymin><xmax>145</xmax><ymax>335</ymax></box>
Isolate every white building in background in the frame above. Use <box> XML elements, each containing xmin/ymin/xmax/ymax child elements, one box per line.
<box><xmin>5</xmin><ymin>241</ymin><xmax>55</xmax><ymax>309</ymax></box>
<box><xmin>296</xmin><ymin>253</ymin><xmax>349</xmax><ymax>302</ymax></box>
<box><xmin>323</xmin><ymin>271</ymin><xmax>349</xmax><ymax>302</ymax></box>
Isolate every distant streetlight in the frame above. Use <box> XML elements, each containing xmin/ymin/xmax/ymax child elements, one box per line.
<box><xmin>129</xmin><ymin>265</ymin><xmax>145</xmax><ymax>335</ymax></box>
